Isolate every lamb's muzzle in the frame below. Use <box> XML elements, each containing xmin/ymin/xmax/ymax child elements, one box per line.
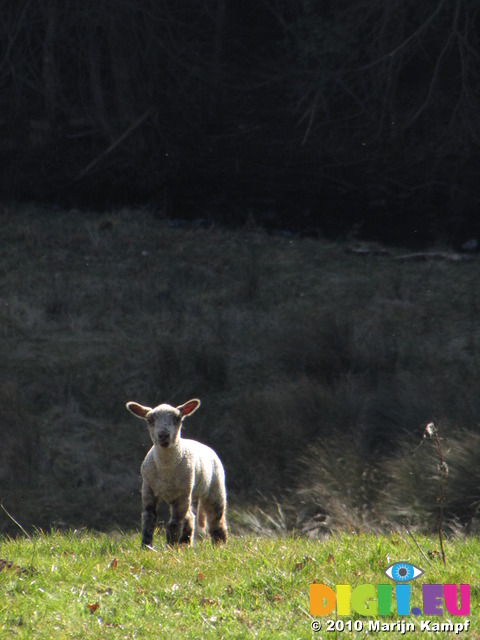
<box><xmin>126</xmin><ymin>398</ymin><xmax>227</xmax><ymax>548</ymax></box>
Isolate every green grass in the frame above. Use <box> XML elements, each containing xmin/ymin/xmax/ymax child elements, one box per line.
<box><xmin>1</xmin><ymin>530</ymin><xmax>479</xmax><ymax>639</ymax></box>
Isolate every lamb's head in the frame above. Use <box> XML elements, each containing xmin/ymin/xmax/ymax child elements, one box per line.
<box><xmin>126</xmin><ymin>399</ymin><xmax>201</xmax><ymax>448</ymax></box>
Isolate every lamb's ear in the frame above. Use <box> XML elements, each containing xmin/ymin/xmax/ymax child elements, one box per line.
<box><xmin>126</xmin><ymin>402</ymin><xmax>152</xmax><ymax>419</ymax></box>
<box><xmin>177</xmin><ymin>398</ymin><xmax>201</xmax><ymax>417</ymax></box>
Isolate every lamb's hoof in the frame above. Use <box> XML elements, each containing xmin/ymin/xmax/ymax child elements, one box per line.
<box><xmin>210</xmin><ymin>529</ymin><xmax>227</xmax><ymax>544</ymax></box>
<box><xmin>141</xmin><ymin>543</ymin><xmax>157</xmax><ymax>552</ymax></box>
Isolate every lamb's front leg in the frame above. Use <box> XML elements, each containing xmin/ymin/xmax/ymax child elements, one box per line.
<box><xmin>167</xmin><ymin>497</ymin><xmax>194</xmax><ymax>545</ymax></box>
<box><xmin>141</xmin><ymin>483</ymin><xmax>158</xmax><ymax>548</ymax></box>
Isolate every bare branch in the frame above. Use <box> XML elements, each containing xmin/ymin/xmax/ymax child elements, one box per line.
<box><xmin>349</xmin><ymin>0</ymin><xmax>449</xmax><ymax>73</ymax></box>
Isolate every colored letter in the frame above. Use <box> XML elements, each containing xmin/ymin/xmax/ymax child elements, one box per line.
<box><xmin>377</xmin><ymin>584</ymin><xmax>392</xmax><ymax>616</ymax></box>
<box><xmin>351</xmin><ymin>584</ymin><xmax>378</xmax><ymax>616</ymax></box>
<box><xmin>395</xmin><ymin>584</ymin><xmax>411</xmax><ymax>615</ymax></box>
<box><xmin>422</xmin><ymin>584</ymin><xmax>443</xmax><ymax>615</ymax></box>
<box><xmin>444</xmin><ymin>584</ymin><xmax>470</xmax><ymax>616</ymax></box>
<box><xmin>336</xmin><ymin>585</ymin><xmax>351</xmax><ymax>615</ymax></box>
<box><xmin>309</xmin><ymin>584</ymin><xmax>336</xmax><ymax>616</ymax></box>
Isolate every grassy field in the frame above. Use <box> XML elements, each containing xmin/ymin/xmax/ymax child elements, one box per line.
<box><xmin>2</xmin><ymin>204</ymin><xmax>480</xmax><ymax>638</ymax></box>
<box><xmin>1</xmin><ymin>529</ymin><xmax>479</xmax><ymax>639</ymax></box>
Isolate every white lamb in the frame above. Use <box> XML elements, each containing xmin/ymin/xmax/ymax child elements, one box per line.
<box><xmin>126</xmin><ymin>398</ymin><xmax>227</xmax><ymax>547</ymax></box>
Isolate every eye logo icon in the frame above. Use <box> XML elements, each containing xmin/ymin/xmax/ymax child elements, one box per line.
<box><xmin>384</xmin><ymin>562</ymin><xmax>424</xmax><ymax>582</ymax></box>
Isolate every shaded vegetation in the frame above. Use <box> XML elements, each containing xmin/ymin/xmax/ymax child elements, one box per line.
<box><xmin>2</xmin><ymin>1</ymin><xmax>480</xmax><ymax>245</ymax></box>
<box><xmin>1</xmin><ymin>205</ymin><xmax>480</xmax><ymax>536</ymax></box>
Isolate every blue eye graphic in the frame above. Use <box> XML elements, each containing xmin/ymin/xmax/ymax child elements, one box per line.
<box><xmin>384</xmin><ymin>562</ymin><xmax>424</xmax><ymax>582</ymax></box>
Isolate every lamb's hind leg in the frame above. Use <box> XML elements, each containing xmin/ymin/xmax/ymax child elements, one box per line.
<box><xmin>204</xmin><ymin>498</ymin><xmax>227</xmax><ymax>544</ymax></box>
<box><xmin>167</xmin><ymin>497</ymin><xmax>195</xmax><ymax>545</ymax></box>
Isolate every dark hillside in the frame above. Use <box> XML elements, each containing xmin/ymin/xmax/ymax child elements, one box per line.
<box><xmin>2</xmin><ymin>205</ymin><xmax>480</xmax><ymax>535</ymax></box>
